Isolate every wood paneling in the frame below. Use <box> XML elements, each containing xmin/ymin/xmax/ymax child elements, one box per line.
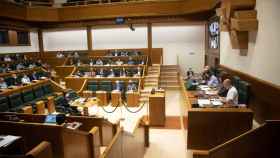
<box><xmin>87</xmin><ymin>26</ymin><xmax>92</xmax><ymax>51</ymax></box>
<box><xmin>0</xmin><ymin>0</ymin><xmax>217</xmax><ymax>22</ymax></box>
<box><xmin>193</xmin><ymin>121</ymin><xmax>280</xmax><ymax>158</ymax></box>
<box><xmin>220</xmin><ymin>65</ymin><xmax>280</xmax><ymax>123</ymax></box>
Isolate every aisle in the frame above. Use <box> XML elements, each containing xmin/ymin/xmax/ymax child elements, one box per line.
<box><xmin>144</xmin><ymin>90</ymin><xmax>190</xmax><ymax>158</ymax></box>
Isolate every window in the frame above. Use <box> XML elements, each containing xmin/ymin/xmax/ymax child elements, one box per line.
<box><xmin>0</xmin><ymin>30</ymin><xmax>9</xmax><ymax>45</ymax></box>
<box><xmin>17</xmin><ymin>31</ymin><xmax>30</xmax><ymax>45</ymax></box>
<box><xmin>0</xmin><ymin>29</ymin><xmax>31</xmax><ymax>46</ymax></box>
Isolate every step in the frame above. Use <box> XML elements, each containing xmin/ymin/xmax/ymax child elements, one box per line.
<box><xmin>160</xmin><ymin>80</ymin><xmax>179</xmax><ymax>84</ymax></box>
<box><xmin>160</xmin><ymin>76</ymin><xmax>178</xmax><ymax>80</ymax></box>
<box><xmin>161</xmin><ymin>65</ymin><xmax>178</xmax><ymax>69</ymax></box>
<box><xmin>145</xmin><ymin>83</ymin><xmax>158</xmax><ymax>86</ymax></box>
<box><xmin>145</xmin><ymin>75</ymin><xmax>159</xmax><ymax>79</ymax></box>
<box><xmin>159</xmin><ymin>85</ymin><xmax>181</xmax><ymax>90</ymax></box>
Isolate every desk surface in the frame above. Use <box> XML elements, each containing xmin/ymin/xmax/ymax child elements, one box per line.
<box><xmin>184</xmin><ymin>89</ymin><xmax>252</xmax><ymax>113</ymax></box>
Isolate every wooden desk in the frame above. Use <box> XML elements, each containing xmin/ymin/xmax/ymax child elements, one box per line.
<box><xmin>182</xmin><ymin>86</ymin><xmax>253</xmax><ymax>150</ymax></box>
<box><xmin>0</xmin><ymin>79</ymin><xmax>49</xmax><ymax>96</ymax></box>
<box><xmin>111</xmin><ymin>90</ymin><xmax>121</xmax><ymax>107</ymax></box>
<box><xmin>126</xmin><ymin>91</ymin><xmax>140</xmax><ymax>107</ymax></box>
<box><xmin>96</xmin><ymin>91</ymin><xmax>108</xmax><ymax>106</ymax></box>
<box><xmin>149</xmin><ymin>92</ymin><xmax>165</xmax><ymax>126</ymax></box>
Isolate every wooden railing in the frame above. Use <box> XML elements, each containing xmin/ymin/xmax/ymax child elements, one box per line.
<box><xmin>193</xmin><ymin>120</ymin><xmax>280</xmax><ymax>158</ymax></box>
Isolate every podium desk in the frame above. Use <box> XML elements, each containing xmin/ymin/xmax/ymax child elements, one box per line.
<box><xmin>111</xmin><ymin>90</ymin><xmax>121</xmax><ymax>107</ymax></box>
<box><xmin>149</xmin><ymin>92</ymin><xmax>165</xmax><ymax>126</ymax></box>
<box><xmin>126</xmin><ymin>91</ymin><xmax>140</xmax><ymax>107</ymax></box>
<box><xmin>47</xmin><ymin>96</ymin><xmax>56</xmax><ymax>113</ymax></box>
<box><xmin>96</xmin><ymin>91</ymin><xmax>108</xmax><ymax>106</ymax></box>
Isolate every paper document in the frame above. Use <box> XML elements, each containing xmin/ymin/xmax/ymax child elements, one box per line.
<box><xmin>0</xmin><ymin>135</ymin><xmax>20</xmax><ymax>148</ymax></box>
<box><xmin>198</xmin><ymin>99</ymin><xmax>211</xmax><ymax>107</ymax></box>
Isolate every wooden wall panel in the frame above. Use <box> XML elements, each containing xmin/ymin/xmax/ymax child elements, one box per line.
<box><xmin>220</xmin><ymin>65</ymin><xmax>280</xmax><ymax>123</ymax></box>
<box><xmin>0</xmin><ymin>0</ymin><xmax>217</xmax><ymax>22</ymax></box>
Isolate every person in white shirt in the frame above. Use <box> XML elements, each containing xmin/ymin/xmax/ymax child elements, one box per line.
<box><xmin>0</xmin><ymin>77</ymin><xmax>8</xmax><ymax>89</ymax></box>
<box><xmin>21</xmin><ymin>74</ymin><xmax>31</xmax><ymax>84</ymax></box>
<box><xmin>4</xmin><ymin>55</ymin><xmax>12</xmax><ymax>62</ymax></box>
<box><xmin>222</xmin><ymin>79</ymin><xmax>239</xmax><ymax>105</ymax></box>
<box><xmin>115</xmin><ymin>59</ymin><xmax>123</xmax><ymax>65</ymax></box>
<box><xmin>95</xmin><ymin>59</ymin><xmax>103</xmax><ymax>65</ymax></box>
<box><xmin>207</xmin><ymin>73</ymin><xmax>219</xmax><ymax>87</ymax></box>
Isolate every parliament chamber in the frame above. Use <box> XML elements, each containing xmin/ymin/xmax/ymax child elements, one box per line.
<box><xmin>0</xmin><ymin>0</ymin><xmax>280</xmax><ymax>158</ymax></box>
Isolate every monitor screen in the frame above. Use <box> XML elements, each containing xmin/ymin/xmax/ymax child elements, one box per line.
<box><xmin>44</xmin><ymin>115</ymin><xmax>57</xmax><ymax>124</ymax></box>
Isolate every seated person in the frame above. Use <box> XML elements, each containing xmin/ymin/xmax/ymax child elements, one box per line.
<box><xmin>108</xmin><ymin>69</ymin><xmax>115</xmax><ymax>77</ymax></box>
<box><xmin>89</xmin><ymin>59</ymin><xmax>94</xmax><ymax>66</ymax></box>
<box><xmin>35</xmin><ymin>60</ymin><xmax>43</xmax><ymax>67</ymax></box>
<box><xmin>73</xmin><ymin>52</ymin><xmax>80</xmax><ymax>58</ymax></box>
<box><xmin>201</xmin><ymin>66</ymin><xmax>211</xmax><ymax>84</ymax></box>
<box><xmin>76</xmin><ymin>59</ymin><xmax>82</xmax><ymax>66</ymax></box>
<box><xmin>4</xmin><ymin>55</ymin><xmax>12</xmax><ymax>62</ymax></box>
<box><xmin>112</xmin><ymin>50</ymin><xmax>119</xmax><ymax>56</ymax></box>
<box><xmin>127</xmin><ymin>80</ymin><xmax>137</xmax><ymax>91</ymax></box>
<box><xmin>21</xmin><ymin>74</ymin><xmax>31</xmax><ymax>84</ymax></box>
<box><xmin>75</xmin><ymin>70</ymin><xmax>84</xmax><ymax>77</ymax></box>
<box><xmin>28</xmin><ymin>72</ymin><xmax>38</xmax><ymax>81</ymax></box>
<box><xmin>218</xmin><ymin>86</ymin><xmax>229</xmax><ymax>97</ymax></box>
<box><xmin>16</xmin><ymin>63</ymin><xmax>25</xmax><ymax>70</ymax></box>
<box><xmin>134</xmin><ymin>67</ymin><xmax>142</xmax><ymax>77</ymax></box>
<box><xmin>186</xmin><ymin>68</ymin><xmax>194</xmax><ymax>79</ymax></box>
<box><xmin>56</xmin><ymin>52</ymin><xmax>65</xmax><ymax>58</ymax></box>
<box><xmin>120</xmin><ymin>68</ymin><xmax>126</xmax><ymax>77</ymax></box>
<box><xmin>127</xmin><ymin>57</ymin><xmax>135</xmax><ymax>65</ymax></box>
<box><xmin>207</xmin><ymin>73</ymin><xmax>219</xmax><ymax>87</ymax></box>
<box><xmin>106</xmin><ymin>59</ymin><xmax>114</xmax><ymax>65</ymax></box>
<box><xmin>220</xmin><ymin>79</ymin><xmax>239</xmax><ymax>106</ymax></box>
<box><xmin>115</xmin><ymin>59</ymin><xmax>123</xmax><ymax>65</ymax></box>
<box><xmin>0</xmin><ymin>77</ymin><xmax>8</xmax><ymax>89</ymax></box>
<box><xmin>11</xmin><ymin>74</ymin><xmax>21</xmax><ymax>86</ymax></box>
<box><xmin>95</xmin><ymin>58</ymin><xmax>103</xmax><ymax>66</ymax></box>
<box><xmin>114</xmin><ymin>80</ymin><xmax>123</xmax><ymax>91</ymax></box>
<box><xmin>140</xmin><ymin>60</ymin><xmax>145</xmax><ymax>65</ymax></box>
<box><xmin>96</xmin><ymin>68</ymin><xmax>105</xmax><ymax>77</ymax></box>
<box><xmin>120</xmin><ymin>51</ymin><xmax>128</xmax><ymax>56</ymax></box>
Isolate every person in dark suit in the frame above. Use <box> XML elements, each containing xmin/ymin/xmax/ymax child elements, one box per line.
<box><xmin>127</xmin><ymin>80</ymin><xmax>137</xmax><ymax>91</ymax></box>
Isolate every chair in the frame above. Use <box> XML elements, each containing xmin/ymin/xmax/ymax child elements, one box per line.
<box><xmin>99</xmin><ymin>81</ymin><xmax>112</xmax><ymax>93</ymax></box>
<box><xmin>22</xmin><ymin>90</ymin><xmax>35</xmax><ymax>104</ymax></box>
<box><xmin>42</xmin><ymin>84</ymin><xmax>53</xmax><ymax>96</ymax></box>
<box><xmin>8</xmin><ymin>93</ymin><xmax>24</xmax><ymax>112</ymax></box>
<box><xmin>232</xmin><ymin>76</ymin><xmax>241</xmax><ymax>90</ymax></box>
<box><xmin>0</xmin><ymin>96</ymin><xmax>9</xmax><ymax>112</ymax></box>
<box><xmin>238</xmin><ymin>80</ymin><xmax>251</xmax><ymax>105</ymax></box>
<box><xmin>33</xmin><ymin>86</ymin><xmax>45</xmax><ymax>100</ymax></box>
<box><xmin>4</xmin><ymin>76</ymin><xmax>15</xmax><ymax>86</ymax></box>
<box><xmin>87</xmin><ymin>81</ymin><xmax>99</xmax><ymax>92</ymax></box>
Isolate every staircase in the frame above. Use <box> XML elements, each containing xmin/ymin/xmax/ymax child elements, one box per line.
<box><xmin>140</xmin><ymin>64</ymin><xmax>161</xmax><ymax>103</ymax></box>
<box><xmin>159</xmin><ymin>65</ymin><xmax>180</xmax><ymax>90</ymax></box>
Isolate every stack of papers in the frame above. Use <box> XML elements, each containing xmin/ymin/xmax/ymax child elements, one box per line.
<box><xmin>0</xmin><ymin>135</ymin><xmax>20</xmax><ymax>148</ymax></box>
<box><xmin>198</xmin><ymin>85</ymin><xmax>211</xmax><ymax>91</ymax></box>
<box><xmin>198</xmin><ymin>99</ymin><xmax>211</xmax><ymax>107</ymax></box>
<box><xmin>211</xmin><ymin>99</ymin><xmax>223</xmax><ymax>106</ymax></box>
